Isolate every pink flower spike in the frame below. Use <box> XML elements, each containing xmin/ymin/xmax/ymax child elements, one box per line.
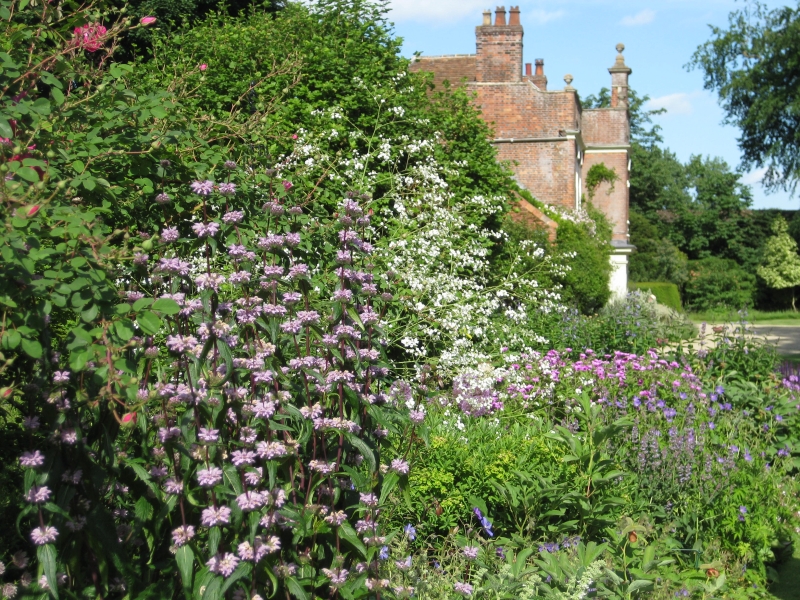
<box><xmin>199</xmin><ymin>63</ymin><xmax>208</xmax><ymax>71</ymax></box>
<box><xmin>140</xmin><ymin>16</ymin><xmax>157</xmax><ymax>25</ymax></box>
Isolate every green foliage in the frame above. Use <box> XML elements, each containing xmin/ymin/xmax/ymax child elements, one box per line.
<box><xmin>757</xmin><ymin>216</ymin><xmax>800</xmax><ymax>309</ymax></box>
<box><xmin>689</xmin><ymin>0</ymin><xmax>800</xmax><ymax>193</ymax></box>
<box><xmin>684</xmin><ymin>257</ymin><xmax>757</xmax><ymax>311</ymax></box>
<box><xmin>630</xmin><ymin>282</ymin><xmax>683</xmax><ymax>311</ymax></box>
<box><xmin>555</xmin><ymin>202</ymin><xmax>612</xmax><ymax>314</ymax></box>
<box><xmin>584</xmin><ymin>162</ymin><xmax>619</xmax><ymax>200</ymax></box>
<box><xmin>628</xmin><ymin>211</ymin><xmax>688</xmax><ymax>286</ymax></box>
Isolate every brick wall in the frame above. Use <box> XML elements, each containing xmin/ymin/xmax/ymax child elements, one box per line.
<box><xmin>408</xmin><ymin>55</ymin><xmax>476</xmax><ymax>89</ymax></box>
<box><xmin>495</xmin><ymin>139</ymin><xmax>577</xmax><ymax>210</ymax></box>
<box><xmin>582</xmin><ymin>151</ymin><xmax>629</xmax><ymax>241</ymax></box>
<box><xmin>582</xmin><ymin>108</ymin><xmax>628</xmax><ymax>146</ymax></box>
<box><xmin>469</xmin><ymin>82</ymin><xmax>581</xmax><ymax>139</ymax></box>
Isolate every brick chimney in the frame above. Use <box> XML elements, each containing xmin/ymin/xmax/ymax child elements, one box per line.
<box><xmin>476</xmin><ymin>6</ymin><xmax>524</xmax><ymax>83</ymax></box>
<box><xmin>609</xmin><ymin>43</ymin><xmax>632</xmax><ymax>108</ymax></box>
<box><xmin>531</xmin><ymin>58</ymin><xmax>547</xmax><ymax>90</ymax></box>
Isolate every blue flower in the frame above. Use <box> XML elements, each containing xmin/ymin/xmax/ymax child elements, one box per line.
<box><xmin>379</xmin><ymin>546</ymin><xmax>389</xmax><ymax>560</ymax></box>
<box><xmin>404</xmin><ymin>524</ymin><xmax>417</xmax><ymax>541</ymax></box>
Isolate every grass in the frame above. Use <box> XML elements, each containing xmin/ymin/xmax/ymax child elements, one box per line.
<box><xmin>688</xmin><ymin>309</ymin><xmax>800</xmax><ymax>326</ymax></box>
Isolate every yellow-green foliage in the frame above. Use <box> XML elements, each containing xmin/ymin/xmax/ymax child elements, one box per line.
<box><xmin>630</xmin><ymin>281</ymin><xmax>682</xmax><ymax>311</ymax></box>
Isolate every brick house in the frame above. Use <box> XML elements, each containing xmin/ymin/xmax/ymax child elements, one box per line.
<box><xmin>409</xmin><ymin>6</ymin><xmax>635</xmax><ymax>299</ymax></box>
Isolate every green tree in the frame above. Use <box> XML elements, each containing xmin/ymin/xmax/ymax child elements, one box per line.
<box><xmin>757</xmin><ymin>216</ymin><xmax>800</xmax><ymax>310</ymax></box>
<box><xmin>689</xmin><ymin>1</ymin><xmax>800</xmax><ymax>193</ymax></box>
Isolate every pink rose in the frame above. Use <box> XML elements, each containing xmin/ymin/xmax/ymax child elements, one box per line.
<box><xmin>72</xmin><ymin>23</ymin><xmax>108</xmax><ymax>52</ymax></box>
<box><xmin>282</xmin><ymin>180</ymin><xmax>293</xmax><ymax>191</ymax></box>
<box><xmin>199</xmin><ymin>63</ymin><xmax>208</xmax><ymax>71</ymax></box>
<box><xmin>140</xmin><ymin>16</ymin><xmax>157</xmax><ymax>25</ymax></box>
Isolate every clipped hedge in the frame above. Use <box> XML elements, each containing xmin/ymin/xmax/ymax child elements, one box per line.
<box><xmin>631</xmin><ymin>281</ymin><xmax>682</xmax><ymax>311</ymax></box>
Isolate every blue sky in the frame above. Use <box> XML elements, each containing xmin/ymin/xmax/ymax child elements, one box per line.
<box><xmin>386</xmin><ymin>0</ymin><xmax>795</xmax><ymax>209</ymax></box>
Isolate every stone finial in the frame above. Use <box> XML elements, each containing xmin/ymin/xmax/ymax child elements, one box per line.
<box><xmin>611</xmin><ymin>43</ymin><xmax>631</xmax><ymax>71</ymax></box>
<box><xmin>494</xmin><ymin>6</ymin><xmax>506</xmax><ymax>26</ymax></box>
<box><xmin>564</xmin><ymin>74</ymin><xmax>574</xmax><ymax>90</ymax></box>
<box><xmin>482</xmin><ymin>9</ymin><xmax>492</xmax><ymax>25</ymax></box>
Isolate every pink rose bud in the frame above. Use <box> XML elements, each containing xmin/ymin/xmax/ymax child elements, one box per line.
<box><xmin>122</xmin><ymin>413</ymin><xmax>137</xmax><ymax>424</ymax></box>
<box><xmin>292</xmin><ymin>134</ymin><xmax>298</xmax><ymax>140</ymax></box>
<box><xmin>26</xmin><ymin>205</ymin><xmax>40</xmax><ymax>217</ymax></box>
<box><xmin>199</xmin><ymin>64</ymin><xmax>208</xmax><ymax>71</ymax></box>
<box><xmin>0</xmin><ymin>387</ymin><xmax>12</xmax><ymax>398</ymax></box>
<box><xmin>140</xmin><ymin>16</ymin><xmax>157</xmax><ymax>25</ymax></box>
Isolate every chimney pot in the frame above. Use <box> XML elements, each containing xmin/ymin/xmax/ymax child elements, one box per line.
<box><xmin>494</xmin><ymin>6</ymin><xmax>506</xmax><ymax>26</ymax></box>
<box><xmin>535</xmin><ymin>58</ymin><xmax>544</xmax><ymax>76</ymax></box>
<box><xmin>525</xmin><ymin>63</ymin><xmax>532</xmax><ymax>76</ymax></box>
<box><xmin>482</xmin><ymin>9</ymin><xmax>491</xmax><ymax>25</ymax></box>
<box><xmin>508</xmin><ymin>5</ymin><xmax>520</xmax><ymax>26</ymax></box>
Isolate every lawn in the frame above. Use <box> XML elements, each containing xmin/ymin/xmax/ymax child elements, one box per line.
<box><xmin>689</xmin><ymin>309</ymin><xmax>800</xmax><ymax>326</ymax></box>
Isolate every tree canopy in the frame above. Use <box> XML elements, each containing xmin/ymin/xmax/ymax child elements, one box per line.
<box><xmin>689</xmin><ymin>0</ymin><xmax>800</xmax><ymax>194</ymax></box>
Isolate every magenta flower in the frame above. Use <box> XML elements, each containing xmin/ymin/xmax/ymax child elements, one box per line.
<box><xmin>199</xmin><ymin>63</ymin><xmax>208</xmax><ymax>71</ymax></box>
<box><xmin>282</xmin><ymin>180</ymin><xmax>293</xmax><ymax>191</ymax></box>
<box><xmin>140</xmin><ymin>16</ymin><xmax>157</xmax><ymax>25</ymax></box>
<box><xmin>72</xmin><ymin>23</ymin><xmax>107</xmax><ymax>52</ymax></box>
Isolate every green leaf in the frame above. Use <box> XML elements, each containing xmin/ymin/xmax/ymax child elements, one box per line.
<box><xmin>345</xmin><ymin>432</ymin><xmax>376</xmax><ymax>472</ymax></box>
<box><xmin>72</xmin><ymin>160</ymin><xmax>85</xmax><ymax>173</ymax></box>
<box><xmin>379</xmin><ymin>472</ymin><xmax>399</xmax><ymax>506</ymax></box>
<box><xmin>21</xmin><ymin>338</ymin><xmax>43</xmax><ymax>358</ymax></box>
<box><xmin>132</xmin><ymin>297</ymin><xmax>154</xmax><ymax>311</ymax></box>
<box><xmin>152</xmin><ymin>298</ymin><xmax>181</xmax><ymax>315</ymax></box>
<box><xmin>220</xmin><ymin>563</ymin><xmax>251</xmax><ymax>595</ymax></box>
<box><xmin>176</xmin><ymin>545</ymin><xmax>194</xmax><ymax>596</ymax></box>
<box><xmin>31</xmin><ymin>97</ymin><xmax>51</xmax><ymax>115</ymax></box>
<box><xmin>0</xmin><ymin>118</ymin><xmax>12</xmax><ymax>138</ymax></box>
<box><xmin>37</xmin><ymin>544</ymin><xmax>59</xmax><ymax>599</ymax></box>
<box><xmin>151</xmin><ymin>106</ymin><xmax>168</xmax><ymax>119</ymax></box>
<box><xmin>137</xmin><ymin>310</ymin><xmax>163</xmax><ymax>335</ymax></box>
<box><xmin>50</xmin><ymin>87</ymin><xmax>65</xmax><ymax>106</ymax></box>
<box><xmin>16</xmin><ymin>166</ymin><xmax>41</xmax><ymax>182</ymax></box>
<box><xmin>1</xmin><ymin>330</ymin><xmax>21</xmax><ymax>349</ymax></box>
<box><xmin>285</xmin><ymin>577</ymin><xmax>309</xmax><ymax>600</ymax></box>
<box><xmin>114</xmin><ymin>319</ymin><xmax>136</xmax><ymax>341</ymax></box>
<box><xmin>339</xmin><ymin>521</ymin><xmax>367</xmax><ymax>558</ymax></box>
<box><xmin>80</xmin><ymin>304</ymin><xmax>99</xmax><ymax>323</ymax></box>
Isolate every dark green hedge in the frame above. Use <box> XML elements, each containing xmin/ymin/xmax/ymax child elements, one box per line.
<box><xmin>631</xmin><ymin>281</ymin><xmax>683</xmax><ymax>311</ymax></box>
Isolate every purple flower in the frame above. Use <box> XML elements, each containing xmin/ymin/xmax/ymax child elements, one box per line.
<box><xmin>231</xmin><ymin>450</ymin><xmax>256</xmax><ymax>467</ymax></box>
<box><xmin>190</xmin><ymin>180</ymin><xmax>214</xmax><ymax>196</ymax></box>
<box><xmin>53</xmin><ymin>370</ymin><xmax>70</xmax><ymax>383</ymax></box>
<box><xmin>198</xmin><ymin>428</ymin><xmax>219</xmax><ymax>442</ymax></box>
<box><xmin>172</xmin><ymin>525</ymin><xmax>195</xmax><ymax>547</ymax></box>
<box><xmin>404</xmin><ymin>524</ymin><xmax>417</xmax><ymax>540</ymax></box>
<box><xmin>222</xmin><ymin>210</ymin><xmax>243</xmax><ymax>224</ymax></box>
<box><xmin>379</xmin><ymin>546</ymin><xmax>389</xmax><ymax>560</ymax></box>
<box><xmin>282</xmin><ymin>180</ymin><xmax>293</xmax><ymax>191</ymax></box>
<box><xmin>207</xmin><ymin>552</ymin><xmax>239</xmax><ymax>577</ymax></box>
<box><xmin>454</xmin><ymin>582</ymin><xmax>473</xmax><ymax>596</ymax></box>
<box><xmin>161</xmin><ymin>227</ymin><xmax>179</xmax><ymax>242</ymax></box>
<box><xmin>30</xmin><ymin>526</ymin><xmax>58</xmax><ymax>545</ymax></box>
<box><xmin>200</xmin><ymin>505</ymin><xmax>231</xmax><ymax>527</ymax></box>
<box><xmin>196</xmin><ymin>467</ymin><xmax>223</xmax><ymax>487</ymax></box>
<box><xmin>24</xmin><ymin>485</ymin><xmax>51</xmax><ymax>504</ymax></box>
<box><xmin>155</xmin><ymin>192</ymin><xmax>171</xmax><ymax>204</ymax></box>
<box><xmin>390</xmin><ymin>459</ymin><xmax>409</xmax><ymax>474</ymax></box>
<box><xmin>164</xmin><ymin>478</ymin><xmax>183</xmax><ymax>495</ymax></box>
<box><xmin>19</xmin><ymin>450</ymin><xmax>45</xmax><ymax>468</ymax></box>
<box><xmin>218</xmin><ymin>183</ymin><xmax>237</xmax><ymax>197</ymax></box>
<box><xmin>462</xmin><ymin>546</ymin><xmax>479</xmax><ymax>560</ymax></box>
<box><xmin>192</xmin><ymin>222</ymin><xmax>220</xmax><ymax>238</ymax></box>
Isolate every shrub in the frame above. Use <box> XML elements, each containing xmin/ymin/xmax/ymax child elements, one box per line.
<box><xmin>684</xmin><ymin>257</ymin><xmax>756</xmax><ymax>312</ymax></box>
<box><xmin>630</xmin><ymin>281</ymin><xmax>682</xmax><ymax>311</ymax></box>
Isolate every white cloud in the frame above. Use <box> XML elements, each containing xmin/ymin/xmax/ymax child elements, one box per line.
<box><xmin>645</xmin><ymin>92</ymin><xmax>701</xmax><ymax>116</ymax></box>
<box><xmin>388</xmin><ymin>2</ymin><xmax>564</xmax><ymax>25</ymax></box>
<box><xmin>388</xmin><ymin>0</ymin><xmax>487</xmax><ymax>23</ymax></box>
<box><xmin>740</xmin><ymin>167</ymin><xmax>768</xmax><ymax>186</ymax></box>
<box><xmin>620</xmin><ymin>9</ymin><xmax>655</xmax><ymax>26</ymax></box>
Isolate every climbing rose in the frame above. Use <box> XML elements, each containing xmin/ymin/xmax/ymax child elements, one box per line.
<box><xmin>72</xmin><ymin>23</ymin><xmax>107</xmax><ymax>52</ymax></box>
